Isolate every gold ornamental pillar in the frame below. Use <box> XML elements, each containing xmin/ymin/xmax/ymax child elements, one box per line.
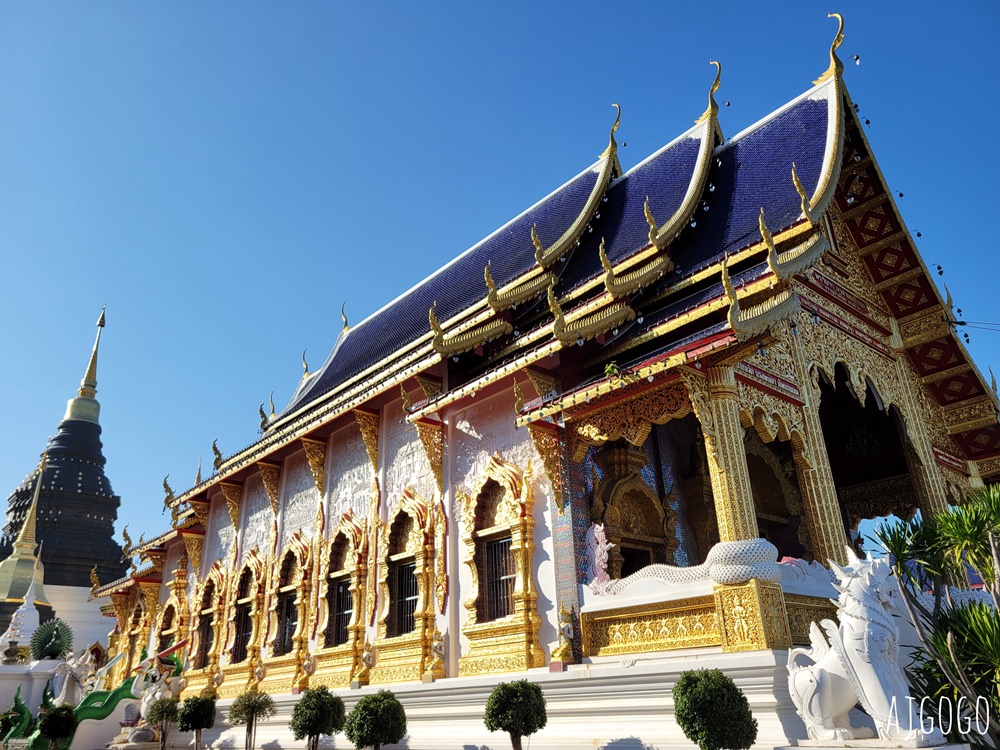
<box><xmin>684</xmin><ymin>366</ymin><xmax>759</xmax><ymax>542</ymax></box>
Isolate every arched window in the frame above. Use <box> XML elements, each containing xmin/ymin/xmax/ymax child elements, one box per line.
<box><xmin>231</xmin><ymin>569</ymin><xmax>254</xmax><ymax>663</ymax></box>
<box><xmin>194</xmin><ymin>581</ymin><xmax>215</xmax><ymax>670</ymax></box>
<box><xmin>273</xmin><ymin>553</ymin><xmax>298</xmax><ymax>657</ymax></box>
<box><xmin>386</xmin><ymin>513</ymin><xmax>418</xmax><ymax>638</ymax></box>
<box><xmin>158</xmin><ymin>605</ymin><xmax>176</xmax><ymax>653</ymax></box>
<box><xmin>474</xmin><ymin>480</ymin><xmax>515</xmax><ymax>622</ymax></box>
<box><xmin>324</xmin><ymin>535</ymin><xmax>352</xmax><ymax>648</ymax></box>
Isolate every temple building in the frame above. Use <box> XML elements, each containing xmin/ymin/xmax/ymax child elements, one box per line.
<box><xmin>0</xmin><ymin>311</ymin><xmax>127</xmax><ymax>647</ymax></box>
<box><xmin>95</xmin><ymin>17</ymin><xmax>999</xmax><ymax>749</ymax></box>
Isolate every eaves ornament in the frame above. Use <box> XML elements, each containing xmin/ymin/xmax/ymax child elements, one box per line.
<box><xmin>484</xmin><ymin>261</ymin><xmax>554</xmax><ymax>313</ymax></box>
<box><xmin>722</xmin><ymin>255</ymin><xmax>801</xmax><ymax>342</ymax></box>
<box><xmin>429</xmin><ymin>301</ymin><xmax>512</xmax><ymax>357</ymax></box>
<box><xmin>761</xmin><ymin>207</ymin><xmax>829</xmax><ymax>281</ymax></box>
<box><xmin>548</xmin><ymin>283</ymin><xmax>635</xmax><ymax>347</ymax></box>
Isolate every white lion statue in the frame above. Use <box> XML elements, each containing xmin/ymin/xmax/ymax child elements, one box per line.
<box><xmin>787</xmin><ymin>548</ymin><xmax>944</xmax><ymax>745</ymax></box>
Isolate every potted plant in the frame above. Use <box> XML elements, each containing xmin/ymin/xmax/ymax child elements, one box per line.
<box><xmin>228</xmin><ymin>690</ymin><xmax>276</xmax><ymax>750</ymax></box>
<box><xmin>145</xmin><ymin>698</ymin><xmax>179</xmax><ymax>750</ymax></box>
<box><xmin>290</xmin><ymin>685</ymin><xmax>345</xmax><ymax>750</ymax></box>
<box><xmin>344</xmin><ymin>690</ymin><xmax>406</xmax><ymax>750</ymax></box>
<box><xmin>37</xmin><ymin>705</ymin><xmax>77</xmax><ymax>750</ymax></box>
<box><xmin>178</xmin><ymin>695</ymin><xmax>217</xmax><ymax>750</ymax></box>
<box><xmin>483</xmin><ymin>680</ymin><xmax>547</xmax><ymax>750</ymax></box>
<box><xmin>672</xmin><ymin>669</ymin><xmax>757</xmax><ymax>750</ymax></box>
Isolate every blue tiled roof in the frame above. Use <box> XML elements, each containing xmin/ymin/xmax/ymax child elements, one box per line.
<box><xmin>288</xmin><ymin>163</ymin><xmax>603</xmax><ymax>412</ymax></box>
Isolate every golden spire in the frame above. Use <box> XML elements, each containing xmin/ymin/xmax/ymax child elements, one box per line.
<box><xmin>341</xmin><ymin>302</ymin><xmax>349</xmax><ymax>332</ymax></box>
<box><xmin>12</xmin><ymin>456</ymin><xmax>46</xmax><ymax>553</ymax></box>
<box><xmin>814</xmin><ymin>13</ymin><xmax>845</xmax><ymax>85</ymax></box>
<box><xmin>195</xmin><ymin>454</ymin><xmax>203</xmax><ymax>485</ymax></box>
<box><xmin>599</xmin><ymin>103</ymin><xmax>622</xmax><ymax>160</ymax></box>
<box><xmin>269</xmin><ymin>390</ymin><xmax>276</xmax><ymax>421</ymax></box>
<box><xmin>301</xmin><ymin>349</ymin><xmax>310</xmax><ymax>379</ymax></box>
<box><xmin>64</xmin><ymin>307</ymin><xmax>106</xmax><ymax>424</ymax></box>
<box><xmin>695</xmin><ymin>60</ymin><xmax>722</xmax><ymax>125</ymax></box>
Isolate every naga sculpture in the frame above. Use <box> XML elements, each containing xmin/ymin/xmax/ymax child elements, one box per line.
<box><xmin>787</xmin><ymin>548</ymin><xmax>945</xmax><ymax>744</ymax></box>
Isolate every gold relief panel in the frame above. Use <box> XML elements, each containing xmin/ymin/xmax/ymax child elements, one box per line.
<box><xmin>784</xmin><ymin>594</ymin><xmax>838</xmax><ymax>645</ymax></box>
<box><xmin>259</xmin><ymin>532</ymin><xmax>313</xmax><ymax>693</ymax></box>
<box><xmin>301</xmin><ymin>437</ymin><xmax>327</xmax><ymax>494</ymax></box>
<box><xmin>457</xmin><ymin>455</ymin><xmax>544</xmax><ymax>677</ymax></box>
<box><xmin>256</xmin><ymin>462</ymin><xmax>282</xmax><ymax>517</ymax></box>
<box><xmin>369</xmin><ymin>635</ymin><xmax>425</xmax><ymax>686</ymax></box>
<box><xmin>580</xmin><ymin>596</ymin><xmax>719</xmax><ymax>657</ymax></box>
<box><xmin>311</xmin><ymin>643</ymin><xmax>357</xmax><ymax>688</ymax></box>
<box><xmin>219</xmin><ymin>482</ymin><xmax>243</xmax><ymax>530</ymax></box>
<box><xmin>714</xmin><ymin>579</ymin><xmax>791</xmax><ymax>652</ymax></box>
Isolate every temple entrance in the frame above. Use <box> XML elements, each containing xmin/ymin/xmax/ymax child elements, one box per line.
<box><xmin>817</xmin><ymin>363</ymin><xmax>920</xmax><ymax>546</ymax></box>
<box><xmin>745</xmin><ymin>432</ymin><xmax>811</xmax><ymax>560</ymax></box>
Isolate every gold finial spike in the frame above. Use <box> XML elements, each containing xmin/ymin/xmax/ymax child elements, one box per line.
<box><xmin>269</xmin><ymin>390</ymin><xmax>276</xmax><ymax>420</ymax></box>
<box><xmin>791</xmin><ymin>163</ymin><xmax>813</xmax><ymax>226</ymax></box>
<box><xmin>195</xmin><ymin>454</ymin><xmax>202</xmax><ymax>485</ymax></box>
<box><xmin>484</xmin><ymin>261</ymin><xmax>497</xmax><ymax>295</ymax></box>
<box><xmin>696</xmin><ymin>61</ymin><xmax>722</xmax><ymax>125</ymax></box>
<box><xmin>211</xmin><ymin>440</ymin><xmax>223</xmax><ymax>472</ymax></box>
<box><xmin>341</xmin><ymin>302</ymin><xmax>349</xmax><ymax>332</ymax></box>
<box><xmin>598</xmin><ymin>237</ymin><xmax>613</xmax><ymax>276</ymax></box>
<box><xmin>301</xmin><ymin>349</ymin><xmax>310</xmax><ymax>379</ymax></box>
<box><xmin>77</xmin><ymin>306</ymin><xmax>106</xmax><ymax>400</ymax></box>
<box><xmin>600</xmin><ymin>103</ymin><xmax>622</xmax><ymax>160</ymax></box>
<box><xmin>531</xmin><ymin>223</ymin><xmax>545</xmax><ymax>262</ymax></box>
<box><xmin>13</xmin><ymin>456</ymin><xmax>46</xmax><ymax>553</ymax></box>
<box><xmin>814</xmin><ymin>13</ymin><xmax>845</xmax><ymax>85</ymax></box>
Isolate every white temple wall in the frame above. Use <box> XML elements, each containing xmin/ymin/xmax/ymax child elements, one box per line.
<box><xmin>326</xmin><ymin>421</ymin><xmax>373</xmax><ymax>522</ymax></box>
<box><xmin>381</xmin><ymin>398</ymin><xmax>435</xmax><ymax>517</ymax></box>
<box><xmin>46</xmin><ymin>584</ymin><xmax>112</xmax><ymax>651</ymax></box>
<box><xmin>278</xmin><ymin>450</ymin><xmax>320</xmax><ymax>552</ymax></box>
<box><xmin>450</xmin><ymin>389</ymin><xmax>558</xmax><ymax>661</ymax></box>
<box><xmin>239</xmin><ymin>472</ymin><xmax>272</xmax><ymax>561</ymax></box>
<box><xmin>158</xmin><ymin>542</ymin><xmax>184</xmax><ymax>608</ymax></box>
<box><xmin>203</xmin><ymin>490</ymin><xmax>234</xmax><ymax>571</ymax></box>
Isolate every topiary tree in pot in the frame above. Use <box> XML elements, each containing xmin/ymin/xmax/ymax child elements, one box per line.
<box><xmin>178</xmin><ymin>695</ymin><xmax>217</xmax><ymax>750</ymax></box>
<box><xmin>145</xmin><ymin>697</ymin><xmax>179</xmax><ymax>750</ymax></box>
<box><xmin>344</xmin><ymin>690</ymin><xmax>406</xmax><ymax>750</ymax></box>
<box><xmin>673</xmin><ymin>669</ymin><xmax>757</xmax><ymax>750</ymax></box>
<box><xmin>37</xmin><ymin>705</ymin><xmax>77</xmax><ymax>750</ymax></box>
<box><xmin>290</xmin><ymin>685</ymin><xmax>345</xmax><ymax>750</ymax></box>
<box><xmin>228</xmin><ymin>690</ymin><xmax>276</xmax><ymax>750</ymax></box>
<box><xmin>484</xmin><ymin>679</ymin><xmax>547</xmax><ymax>750</ymax></box>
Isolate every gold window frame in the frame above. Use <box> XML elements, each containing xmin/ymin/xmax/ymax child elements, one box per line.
<box><xmin>217</xmin><ymin>549</ymin><xmax>266</xmax><ymax>698</ymax></box>
<box><xmin>258</xmin><ymin>532</ymin><xmax>312</xmax><ymax>693</ymax></box>
<box><xmin>182</xmin><ymin>563</ymin><xmax>226</xmax><ymax>696</ymax></box>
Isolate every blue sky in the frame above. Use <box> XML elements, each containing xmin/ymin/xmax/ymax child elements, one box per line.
<box><xmin>1</xmin><ymin>2</ymin><xmax>997</xmax><ymax>545</ymax></box>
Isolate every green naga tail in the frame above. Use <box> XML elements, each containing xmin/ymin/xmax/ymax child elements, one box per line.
<box><xmin>4</xmin><ymin>685</ymin><xmax>32</xmax><ymax>744</ymax></box>
<box><xmin>23</xmin><ymin>677</ymin><xmax>137</xmax><ymax>750</ymax></box>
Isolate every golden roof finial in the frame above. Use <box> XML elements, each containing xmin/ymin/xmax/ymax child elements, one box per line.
<box><xmin>301</xmin><ymin>349</ymin><xmax>310</xmax><ymax>379</ymax></box>
<box><xmin>162</xmin><ymin>475</ymin><xmax>175</xmax><ymax>513</ymax></box>
<box><xmin>696</xmin><ymin>60</ymin><xmax>722</xmax><ymax>125</ymax></box>
<box><xmin>599</xmin><ymin>103</ymin><xmax>622</xmax><ymax>160</ymax></box>
<box><xmin>513</xmin><ymin>378</ymin><xmax>525</xmax><ymax>414</ymax></box>
<box><xmin>760</xmin><ymin>208</ymin><xmax>780</xmax><ymax>276</ymax></box>
<box><xmin>77</xmin><ymin>306</ymin><xmax>106</xmax><ymax>400</ymax></box>
<box><xmin>791</xmin><ymin>163</ymin><xmax>813</xmax><ymax>225</ymax></box>
<box><xmin>89</xmin><ymin>565</ymin><xmax>101</xmax><ymax>597</ymax></box>
<box><xmin>121</xmin><ymin>524</ymin><xmax>133</xmax><ymax>560</ymax></box>
<box><xmin>944</xmin><ymin>283</ymin><xmax>955</xmax><ymax>314</ymax></box>
<box><xmin>400</xmin><ymin>384</ymin><xmax>412</xmax><ymax>412</ymax></box>
<box><xmin>211</xmin><ymin>440</ymin><xmax>223</xmax><ymax>472</ymax></box>
<box><xmin>268</xmin><ymin>390</ymin><xmax>276</xmax><ymax>421</ymax></box>
<box><xmin>13</xmin><ymin>455</ymin><xmax>46</xmax><ymax>553</ymax></box>
<box><xmin>341</xmin><ymin>302</ymin><xmax>349</xmax><ymax>332</ymax></box>
<box><xmin>990</xmin><ymin>366</ymin><xmax>998</xmax><ymax>396</ymax></box>
<box><xmin>195</xmin><ymin>454</ymin><xmax>202</xmax><ymax>485</ymax></box>
<box><xmin>258</xmin><ymin>403</ymin><xmax>268</xmax><ymax>431</ymax></box>
<box><xmin>428</xmin><ymin>301</ymin><xmax>444</xmax><ymax>340</ymax></box>
<box><xmin>814</xmin><ymin>13</ymin><xmax>845</xmax><ymax>85</ymax></box>
<box><xmin>598</xmin><ymin>237</ymin><xmax>613</xmax><ymax>276</ymax></box>
<box><xmin>721</xmin><ymin>254</ymin><xmax>741</xmax><ymax>334</ymax></box>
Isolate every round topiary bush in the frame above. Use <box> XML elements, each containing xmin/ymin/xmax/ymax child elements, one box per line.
<box><xmin>290</xmin><ymin>685</ymin><xmax>345</xmax><ymax>750</ymax></box>
<box><xmin>178</xmin><ymin>695</ymin><xmax>216</xmax><ymax>750</ymax></box>
<box><xmin>484</xmin><ymin>680</ymin><xmax>547</xmax><ymax>750</ymax></box>
<box><xmin>38</xmin><ymin>704</ymin><xmax>77</xmax><ymax>750</ymax></box>
<box><xmin>229</xmin><ymin>690</ymin><xmax>276</xmax><ymax>750</ymax></box>
<box><xmin>344</xmin><ymin>690</ymin><xmax>406</xmax><ymax>750</ymax></box>
<box><xmin>672</xmin><ymin>669</ymin><xmax>757</xmax><ymax>750</ymax></box>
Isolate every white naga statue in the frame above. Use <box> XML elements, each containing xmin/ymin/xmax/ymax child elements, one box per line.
<box><xmin>787</xmin><ymin>548</ymin><xmax>945</xmax><ymax>745</ymax></box>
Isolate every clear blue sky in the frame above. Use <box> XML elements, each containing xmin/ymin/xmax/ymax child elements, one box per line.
<box><xmin>1</xmin><ymin>2</ymin><xmax>997</xmax><ymax>545</ymax></box>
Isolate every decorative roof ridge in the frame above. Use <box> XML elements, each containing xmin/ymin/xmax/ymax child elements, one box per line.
<box><xmin>429</xmin><ymin>301</ymin><xmax>513</xmax><ymax>357</ymax></box>
<box><xmin>531</xmin><ymin>104</ymin><xmax>622</xmax><ymax>270</ymax></box>
<box><xmin>722</xmin><ymin>255</ymin><xmax>801</xmax><ymax>342</ymax></box>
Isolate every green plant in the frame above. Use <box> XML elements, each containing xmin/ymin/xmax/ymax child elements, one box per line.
<box><xmin>672</xmin><ymin>669</ymin><xmax>757</xmax><ymax>750</ymax></box>
<box><xmin>178</xmin><ymin>695</ymin><xmax>216</xmax><ymax>750</ymax></box>
<box><xmin>875</xmin><ymin>485</ymin><xmax>1000</xmax><ymax>747</ymax></box>
<box><xmin>483</xmin><ymin>680</ymin><xmax>547</xmax><ymax>750</ymax></box>
<box><xmin>145</xmin><ymin>698</ymin><xmax>179</xmax><ymax>750</ymax></box>
<box><xmin>228</xmin><ymin>690</ymin><xmax>276</xmax><ymax>750</ymax></box>
<box><xmin>290</xmin><ymin>685</ymin><xmax>345</xmax><ymax>750</ymax></box>
<box><xmin>344</xmin><ymin>690</ymin><xmax>406</xmax><ymax>750</ymax></box>
<box><xmin>37</xmin><ymin>705</ymin><xmax>76</xmax><ymax>750</ymax></box>
<box><xmin>30</xmin><ymin>619</ymin><xmax>73</xmax><ymax>661</ymax></box>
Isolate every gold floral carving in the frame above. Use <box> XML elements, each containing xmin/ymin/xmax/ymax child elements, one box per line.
<box><xmin>300</xmin><ymin>437</ymin><xmax>327</xmax><ymax>494</ymax></box>
<box><xmin>259</xmin><ymin>531</ymin><xmax>312</xmax><ymax>694</ymax></box>
<box><xmin>414</xmin><ymin>420</ymin><xmax>444</xmax><ymax>495</ymax></box>
<box><xmin>189</xmin><ymin>499</ymin><xmax>210</xmax><ymax>528</ymax></box>
<box><xmin>572</xmin><ymin>382</ymin><xmax>691</xmax><ymax>458</ymax></box>
<box><xmin>784</xmin><ymin>594</ymin><xmax>839</xmax><ymax>645</ymax></box>
<box><xmin>526</xmin><ymin>424</ymin><xmax>563</xmax><ymax>512</ymax></box>
<box><xmin>580</xmin><ymin>596</ymin><xmax>719</xmax><ymax>656</ymax></box>
<box><xmin>366</xmin><ymin>480</ymin><xmax>382</xmax><ymax>628</ymax></box>
<box><xmin>219</xmin><ymin>483</ymin><xmax>243</xmax><ymax>530</ymax></box>
<box><xmin>525</xmin><ymin>368</ymin><xmax>557</xmax><ymax>399</ymax></box>
<box><xmin>548</xmin><ymin>285</ymin><xmax>635</xmax><ymax>347</ymax></box>
<box><xmin>352</xmin><ymin>410</ymin><xmax>380</xmax><ymax>475</ymax></box>
<box><xmin>433</xmin><ymin>498</ymin><xmax>447</xmax><ymax>614</ymax></box>
<box><xmin>256</xmin><ymin>462</ymin><xmax>282</xmax><ymax>516</ymax></box>
<box><xmin>457</xmin><ymin>455</ymin><xmax>543</xmax><ymax>677</ymax></box>
<box><xmin>714</xmin><ymin>579</ymin><xmax>790</xmax><ymax>652</ymax></box>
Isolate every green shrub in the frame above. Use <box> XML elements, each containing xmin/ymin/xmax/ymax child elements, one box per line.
<box><xmin>290</xmin><ymin>686</ymin><xmax>345</xmax><ymax>750</ymax></box>
<box><xmin>38</xmin><ymin>705</ymin><xmax>77</xmax><ymax>750</ymax></box>
<box><xmin>484</xmin><ymin>680</ymin><xmax>547</xmax><ymax>750</ymax></box>
<box><xmin>673</xmin><ymin>669</ymin><xmax>757</xmax><ymax>750</ymax></box>
<box><xmin>344</xmin><ymin>690</ymin><xmax>406</xmax><ymax>750</ymax></box>
<box><xmin>178</xmin><ymin>695</ymin><xmax>216</xmax><ymax>750</ymax></box>
<box><xmin>228</xmin><ymin>690</ymin><xmax>276</xmax><ymax>750</ymax></box>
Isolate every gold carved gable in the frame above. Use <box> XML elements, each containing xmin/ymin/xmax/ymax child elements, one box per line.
<box><xmin>572</xmin><ymin>382</ymin><xmax>690</xmax><ymax>460</ymax></box>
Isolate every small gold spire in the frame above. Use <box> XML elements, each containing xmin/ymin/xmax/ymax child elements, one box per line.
<box><xmin>791</xmin><ymin>163</ymin><xmax>813</xmax><ymax>225</ymax></box>
<box><xmin>195</xmin><ymin>454</ymin><xmax>202</xmax><ymax>485</ymax></box>
<box><xmin>77</xmin><ymin>306</ymin><xmax>106</xmax><ymax>400</ymax></box>
<box><xmin>301</xmin><ymin>349</ymin><xmax>310</xmax><ymax>379</ymax></box>
<box><xmin>599</xmin><ymin>103</ymin><xmax>622</xmax><ymax>160</ymax></box>
<box><xmin>484</xmin><ymin>261</ymin><xmax>497</xmax><ymax>295</ymax></box>
<box><xmin>814</xmin><ymin>13</ymin><xmax>845</xmax><ymax>85</ymax></box>
<box><xmin>269</xmin><ymin>390</ymin><xmax>276</xmax><ymax>421</ymax></box>
<box><xmin>695</xmin><ymin>60</ymin><xmax>722</xmax><ymax>125</ymax></box>
<box><xmin>341</xmin><ymin>302</ymin><xmax>349</xmax><ymax>332</ymax></box>
<box><xmin>13</xmin><ymin>456</ymin><xmax>46</xmax><ymax>553</ymax></box>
